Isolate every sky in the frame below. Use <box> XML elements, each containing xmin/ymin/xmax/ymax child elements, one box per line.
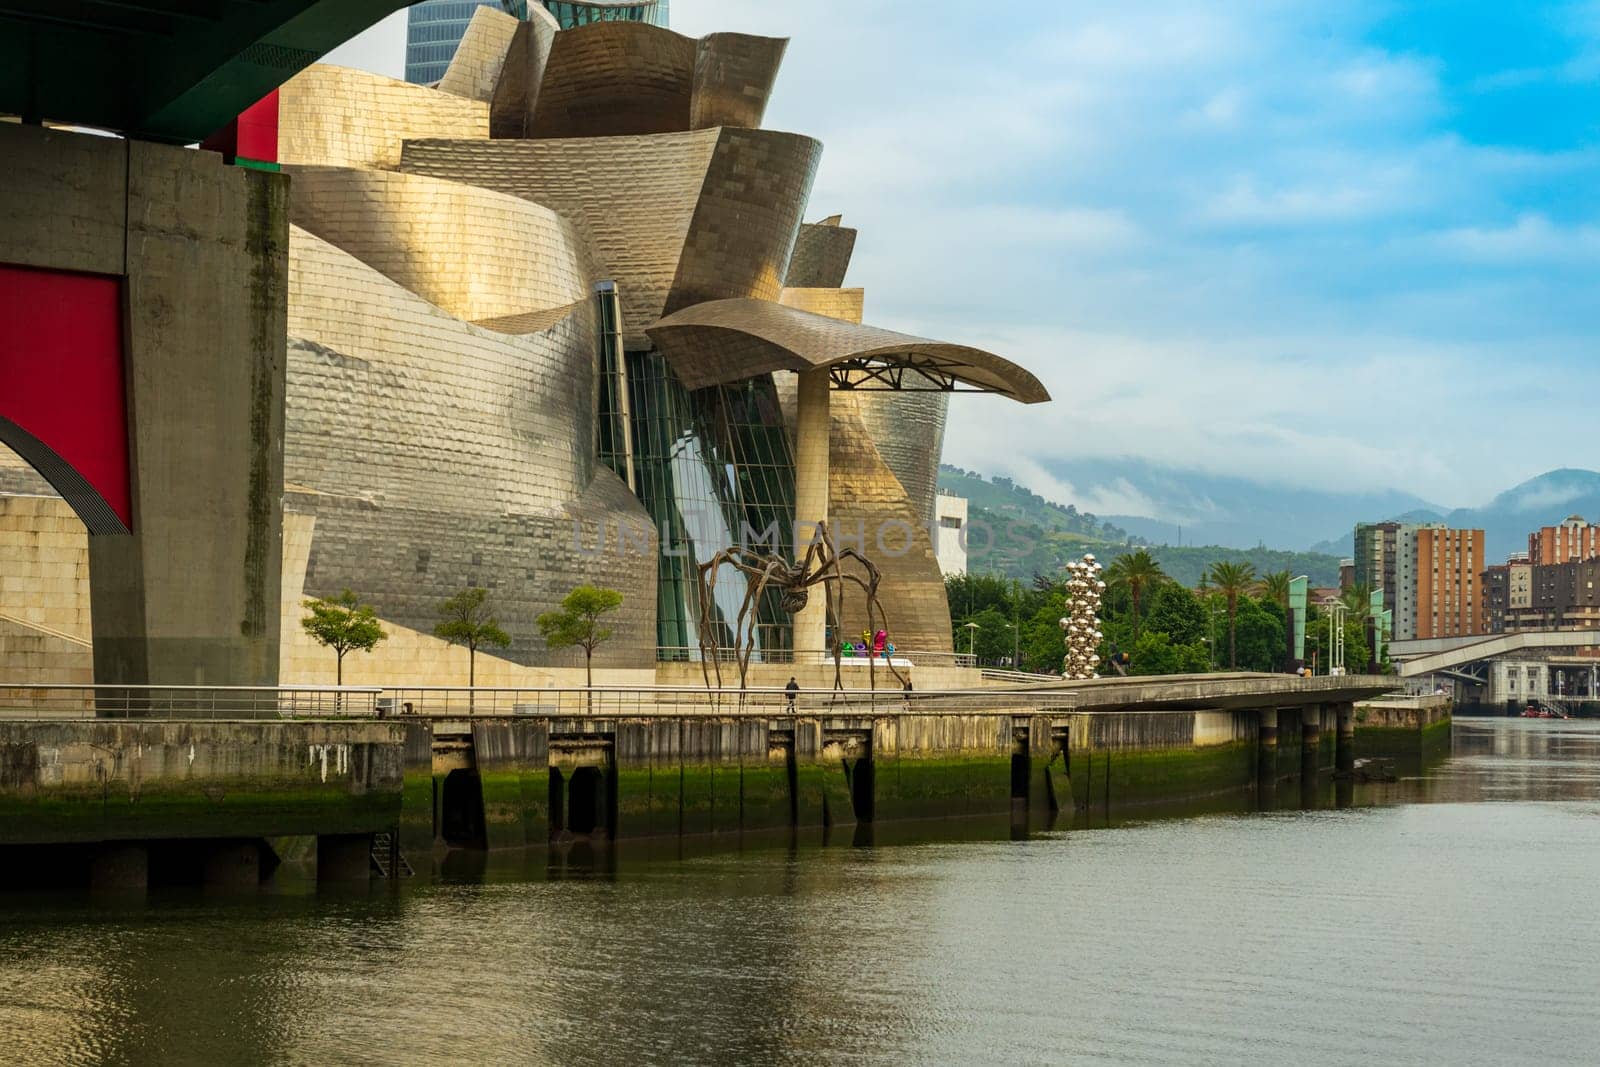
<box><xmin>326</xmin><ymin>1</ymin><xmax>1600</xmax><ymax>513</ymax></box>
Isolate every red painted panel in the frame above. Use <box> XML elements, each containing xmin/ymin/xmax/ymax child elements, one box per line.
<box><xmin>236</xmin><ymin>89</ymin><xmax>280</xmax><ymax>164</ymax></box>
<box><xmin>0</xmin><ymin>263</ymin><xmax>130</xmax><ymax>529</ymax></box>
<box><xmin>200</xmin><ymin>89</ymin><xmax>279</xmax><ymax>165</ymax></box>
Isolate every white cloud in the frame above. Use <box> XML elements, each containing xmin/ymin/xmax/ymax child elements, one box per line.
<box><xmin>1422</xmin><ymin>213</ymin><xmax>1600</xmax><ymax>264</ymax></box>
<box><xmin>320</xmin><ymin>1</ymin><xmax>1600</xmax><ymax>512</ymax></box>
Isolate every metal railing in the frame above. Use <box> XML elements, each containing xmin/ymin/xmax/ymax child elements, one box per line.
<box><xmin>655</xmin><ymin>646</ymin><xmax>977</xmax><ymax>668</ymax></box>
<box><xmin>0</xmin><ymin>684</ymin><xmax>384</xmax><ymax>720</ymax></box>
<box><xmin>0</xmin><ymin>682</ymin><xmax>1079</xmax><ymax>721</ymax></box>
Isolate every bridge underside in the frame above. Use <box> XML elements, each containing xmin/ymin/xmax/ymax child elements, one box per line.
<box><xmin>0</xmin><ymin>0</ymin><xmax>409</xmax><ymax>142</ymax></box>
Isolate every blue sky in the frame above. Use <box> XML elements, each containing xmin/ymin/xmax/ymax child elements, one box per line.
<box><xmin>330</xmin><ymin>2</ymin><xmax>1600</xmax><ymax>513</ymax></box>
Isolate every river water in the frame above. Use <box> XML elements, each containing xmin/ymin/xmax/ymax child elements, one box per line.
<box><xmin>4</xmin><ymin>718</ymin><xmax>1600</xmax><ymax>1065</ymax></box>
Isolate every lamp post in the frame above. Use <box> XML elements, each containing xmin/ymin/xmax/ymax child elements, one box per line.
<box><xmin>1005</xmin><ymin>622</ymin><xmax>1018</xmax><ymax>670</ymax></box>
<box><xmin>963</xmin><ymin>621</ymin><xmax>979</xmax><ymax>662</ymax></box>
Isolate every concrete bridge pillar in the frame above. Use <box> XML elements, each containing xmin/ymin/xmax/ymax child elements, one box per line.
<box><xmin>1335</xmin><ymin>702</ymin><xmax>1355</xmax><ymax>775</ymax></box>
<box><xmin>203</xmin><ymin>840</ymin><xmax>261</xmax><ymax>890</ymax></box>
<box><xmin>317</xmin><ymin>833</ymin><xmax>372</xmax><ymax>883</ymax></box>
<box><xmin>1256</xmin><ymin>707</ymin><xmax>1278</xmax><ymax>807</ymax></box>
<box><xmin>1300</xmin><ymin>704</ymin><xmax>1323</xmax><ymax>779</ymax></box>
<box><xmin>0</xmin><ymin>123</ymin><xmax>286</xmax><ymax>688</ymax></box>
<box><xmin>90</xmin><ymin>843</ymin><xmax>149</xmax><ymax>893</ymax></box>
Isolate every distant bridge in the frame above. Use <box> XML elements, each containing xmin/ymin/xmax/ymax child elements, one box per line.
<box><xmin>1392</xmin><ymin>630</ymin><xmax>1600</xmax><ymax>678</ymax></box>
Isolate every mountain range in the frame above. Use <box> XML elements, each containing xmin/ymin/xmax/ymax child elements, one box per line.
<box><xmin>1004</xmin><ymin>458</ymin><xmax>1600</xmax><ymax>564</ymax></box>
<box><xmin>1306</xmin><ymin>468</ymin><xmax>1600</xmax><ymax>562</ymax></box>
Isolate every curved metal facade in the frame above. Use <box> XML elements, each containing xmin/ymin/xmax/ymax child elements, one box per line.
<box><xmin>260</xmin><ymin>6</ymin><xmax>1041</xmax><ymax>668</ymax></box>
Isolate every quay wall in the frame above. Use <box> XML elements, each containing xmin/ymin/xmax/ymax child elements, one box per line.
<box><xmin>0</xmin><ymin>688</ymin><xmax>1415</xmax><ymax>861</ymax></box>
<box><xmin>0</xmin><ymin>720</ymin><xmax>404</xmax><ymax>845</ymax></box>
<box><xmin>1354</xmin><ymin>695</ymin><xmax>1452</xmax><ymax>760</ymax></box>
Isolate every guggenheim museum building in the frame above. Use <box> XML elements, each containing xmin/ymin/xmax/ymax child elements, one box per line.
<box><xmin>0</xmin><ymin>3</ymin><xmax>1047</xmax><ymax>687</ymax></box>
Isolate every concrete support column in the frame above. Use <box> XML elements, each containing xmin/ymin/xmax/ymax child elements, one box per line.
<box><xmin>317</xmin><ymin>833</ymin><xmax>372</xmax><ymax>883</ymax></box>
<box><xmin>1256</xmin><ymin>708</ymin><xmax>1278</xmax><ymax>807</ymax></box>
<box><xmin>0</xmin><ymin>126</ymin><xmax>286</xmax><ymax>688</ymax></box>
<box><xmin>1300</xmin><ymin>704</ymin><xmax>1322</xmax><ymax>779</ymax></box>
<box><xmin>1257</xmin><ymin>708</ymin><xmax>1278</xmax><ymax>775</ymax></box>
<box><xmin>1335</xmin><ymin>702</ymin><xmax>1355</xmax><ymax>775</ymax></box>
<box><xmin>90</xmin><ymin>843</ymin><xmax>149</xmax><ymax>892</ymax></box>
<box><xmin>792</xmin><ymin>368</ymin><xmax>831</xmax><ymax>658</ymax></box>
<box><xmin>203</xmin><ymin>840</ymin><xmax>261</xmax><ymax>890</ymax></box>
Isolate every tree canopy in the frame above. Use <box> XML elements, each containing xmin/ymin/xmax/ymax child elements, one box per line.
<box><xmin>538</xmin><ymin>586</ymin><xmax>624</xmax><ymax>687</ymax></box>
<box><xmin>435</xmin><ymin>587</ymin><xmax>512</xmax><ymax>688</ymax></box>
<box><xmin>301</xmin><ymin>589</ymin><xmax>386</xmax><ymax>685</ymax></box>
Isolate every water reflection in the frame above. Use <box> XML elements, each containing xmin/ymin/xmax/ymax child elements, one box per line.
<box><xmin>3</xmin><ymin>719</ymin><xmax>1599</xmax><ymax>1064</ymax></box>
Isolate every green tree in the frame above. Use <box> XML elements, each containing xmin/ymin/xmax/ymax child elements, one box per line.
<box><xmin>1206</xmin><ymin>561</ymin><xmax>1257</xmax><ymax>668</ymax></box>
<box><xmin>301</xmin><ymin>589</ymin><xmax>386</xmax><ymax>685</ymax></box>
<box><xmin>1259</xmin><ymin>570</ymin><xmax>1292</xmax><ymax>611</ymax></box>
<box><xmin>1233</xmin><ymin>597</ymin><xmax>1287</xmax><ymax>672</ymax></box>
<box><xmin>1105</xmin><ymin>549</ymin><xmax>1166</xmax><ymax>639</ymax></box>
<box><xmin>1143</xmin><ymin>582</ymin><xmax>1208</xmax><ymax>646</ymax></box>
<box><xmin>1128</xmin><ymin>630</ymin><xmax>1211</xmax><ymax>676</ymax></box>
<box><xmin>434</xmin><ymin>587</ymin><xmax>512</xmax><ymax>688</ymax></box>
<box><xmin>537</xmin><ymin>585</ymin><xmax>624</xmax><ymax>687</ymax></box>
<box><xmin>960</xmin><ymin>606</ymin><xmax>1015</xmax><ymax>664</ymax></box>
<box><xmin>1341</xmin><ymin>582</ymin><xmax>1374</xmax><ymax>615</ymax></box>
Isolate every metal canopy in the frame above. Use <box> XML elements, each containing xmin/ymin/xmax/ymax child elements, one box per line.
<box><xmin>646</xmin><ymin>297</ymin><xmax>1050</xmax><ymax>403</ymax></box>
<box><xmin>0</xmin><ymin>0</ymin><xmax>409</xmax><ymax>142</ymax></box>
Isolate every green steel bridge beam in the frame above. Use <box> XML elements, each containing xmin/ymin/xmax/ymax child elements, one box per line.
<box><xmin>0</xmin><ymin>0</ymin><xmax>411</xmax><ymax>143</ymax></box>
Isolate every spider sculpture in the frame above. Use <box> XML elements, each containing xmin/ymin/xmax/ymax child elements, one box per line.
<box><xmin>694</xmin><ymin>520</ymin><xmax>908</xmax><ymax>694</ymax></box>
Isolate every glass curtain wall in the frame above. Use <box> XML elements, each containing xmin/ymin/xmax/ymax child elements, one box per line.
<box><xmin>621</xmin><ymin>351</ymin><xmax>794</xmax><ymax>659</ymax></box>
<box><xmin>405</xmin><ymin>1</ymin><xmax>529</xmax><ymax>84</ymax></box>
<box><xmin>594</xmin><ymin>282</ymin><xmax>635</xmax><ymax>492</ymax></box>
<box><xmin>540</xmin><ymin>1</ymin><xmax>668</xmax><ymax>28</ymax></box>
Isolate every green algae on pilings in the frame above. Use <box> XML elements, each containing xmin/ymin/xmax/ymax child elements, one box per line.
<box><xmin>1068</xmin><ymin>741</ymin><xmax>1255</xmax><ymax>811</ymax></box>
<box><xmin>793</xmin><ymin>756</ymin><xmax>852</xmax><ymax>828</ymax></box>
<box><xmin>872</xmin><ymin>755</ymin><xmax>1014</xmax><ymax>822</ymax></box>
<box><xmin>0</xmin><ymin>778</ymin><xmax>399</xmax><ymax>846</ymax></box>
<box><xmin>478</xmin><ymin>768</ymin><xmax>550</xmax><ymax>849</ymax></box>
<box><xmin>738</xmin><ymin>762</ymin><xmax>792</xmax><ymax>832</ymax></box>
<box><xmin>613</xmin><ymin>766</ymin><xmax>675</xmax><ymax>838</ymax></box>
<box><xmin>611</xmin><ymin>760</ymin><xmax>793</xmax><ymax>839</ymax></box>
<box><xmin>398</xmin><ymin>772</ymin><xmax>437</xmax><ymax>853</ymax></box>
<box><xmin>239</xmin><ymin>168</ymin><xmax>288</xmax><ymax>643</ymax></box>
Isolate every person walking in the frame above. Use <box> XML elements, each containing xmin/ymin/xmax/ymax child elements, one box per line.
<box><xmin>785</xmin><ymin>676</ymin><xmax>799</xmax><ymax>710</ymax></box>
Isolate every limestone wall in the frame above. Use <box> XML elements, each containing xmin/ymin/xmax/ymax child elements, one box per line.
<box><xmin>0</xmin><ymin>495</ymin><xmax>90</xmax><ymax>641</ymax></box>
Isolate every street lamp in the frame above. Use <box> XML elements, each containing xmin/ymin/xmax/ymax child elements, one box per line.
<box><xmin>1005</xmin><ymin>622</ymin><xmax>1018</xmax><ymax>669</ymax></box>
<box><xmin>963</xmin><ymin>621</ymin><xmax>979</xmax><ymax>661</ymax></box>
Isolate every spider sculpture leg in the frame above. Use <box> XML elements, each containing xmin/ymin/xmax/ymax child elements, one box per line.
<box><xmin>696</xmin><ymin>552</ymin><xmax>727</xmax><ymax>693</ymax></box>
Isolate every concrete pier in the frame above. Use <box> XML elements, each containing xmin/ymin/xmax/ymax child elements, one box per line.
<box><xmin>0</xmin><ymin>675</ymin><xmax>1409</xmax><ymax>885</ymax></box>
<box><xmin>1335</xmin><ymin>702</ymin><xmax>1356</xmax><ymax>775</ymax></box>
<box><xmin>1256</xmin><ymin>708</ymin><xmax>1278</xmax><ymax>806</ymax></box>
<box><xmin>1300</xmin><ymin>704</ymin><xmax>1323</xmax><ymax>780</ymax></box>
<box><xmin>317</xmin><ymin>834</ymin><xmax>373</xmax><ymax>883</ymax></box>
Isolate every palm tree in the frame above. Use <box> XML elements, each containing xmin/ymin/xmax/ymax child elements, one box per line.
<box><xmin>1259</xmin><ymin>570</ymin><xmax>1292</xmax><ymax>611</ymax></box>
<box><xmin>1105</xmin><ymin>549</ymin><xmax>1167</xmax><ymax>638</ymax></box>
<box><xmin>1340</xmin><ymin>582</ymin><xmax>1373</xmax><ymax>615</ymax></box>
<box><xmin>1206</xmin><ymin>561</ymin><xmax>1257</xmax><ymax>668</ymax></box>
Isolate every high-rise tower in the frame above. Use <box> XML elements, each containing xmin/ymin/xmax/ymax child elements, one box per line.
<box><xmin>405</xmin><ymin>1</ymin><xmax>669</xmax><ymax>85</ymax></box>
